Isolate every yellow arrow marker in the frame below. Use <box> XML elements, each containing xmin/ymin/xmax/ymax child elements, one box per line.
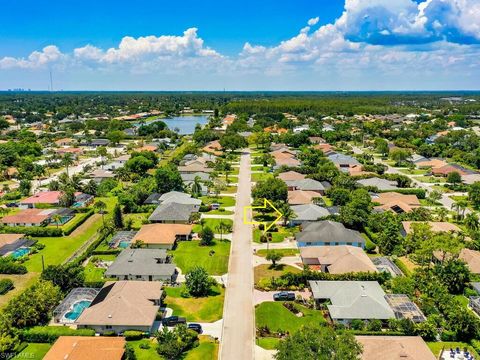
<box><xmin>243</xmin><ymin>198</ymin><xmax>283</xmax><ymax>233</ymax></box>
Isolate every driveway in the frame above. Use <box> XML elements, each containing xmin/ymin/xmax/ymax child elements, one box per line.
<box><xmin>253</xmin><ymin>289</ymin><xmax>312</xmax><ymax>306</ymax></box>
<box><xmin>220</xmin><ymin>150</ymin><xmax>255</xmax><ymax>360</ymax></box>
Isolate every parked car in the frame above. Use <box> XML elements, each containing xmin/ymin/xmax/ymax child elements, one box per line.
<box><xmin>273</xmin><ymin>291</ymin><xmax>295</xmax><ymax>301</ymax></box>
<box><xmin>162</xmin><ymin>316</ymin><xmax>187</xmax><ymax>326</ymax></box>
<box><xmin>187</xmin><ymin>323</ymin><xmax>203</xmax><ymax>333</ymax></box>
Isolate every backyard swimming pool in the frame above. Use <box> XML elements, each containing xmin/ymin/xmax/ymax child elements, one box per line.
<box><xmin>63</xmin><ymin>300</ymin><xmax>91</xmax><ymax>322</ymax></box>
<box><xmin>11</xmin><ymin>247</ymin><xmax>30</xmax><ymax>259</ymax></box>
<box><xmin>118</xmin><ymin>240</ymin><xmax>130</xmax><ymax>248</ymax></box>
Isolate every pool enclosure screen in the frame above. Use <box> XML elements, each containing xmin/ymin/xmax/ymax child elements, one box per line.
<box><xmin>53</xmin><ymin>287</ymin><xmax>100</xmax><ymax>323</ymax></box>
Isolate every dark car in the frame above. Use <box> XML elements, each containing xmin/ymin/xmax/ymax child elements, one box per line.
<box><xmin>162</xmin><ymin>316</ymin><xmax>187</xmax><ymax>326</ymax></box>
<box><xmin>273</xmin><ymin>291</ymin><xmax>295</xmax><ymax>301</ymax></box>
<box><xmin>187</xmin><ymin>323</ymin><xmax>203</xmax><ymax>333</ymax></box>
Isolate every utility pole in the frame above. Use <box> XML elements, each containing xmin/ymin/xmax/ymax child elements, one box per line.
<box><xmin>49</xmin><ymin>70</ymin><xmax>53</xmax><ymax>92</ymax></box>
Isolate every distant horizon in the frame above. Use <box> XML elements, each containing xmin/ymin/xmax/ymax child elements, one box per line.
<box><xmin>2</xmin><ymin>90</ymin><xmax>480</xmax><ymax>94</ymax></box>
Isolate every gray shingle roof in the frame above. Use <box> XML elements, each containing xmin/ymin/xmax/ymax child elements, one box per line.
<box><xmin>327</xmin><ymin>153</ymin><xmax>360</xmax><ymax>166</ymax></box>
<box><xmin>309</xmin><ymin>281</ymin><xmax>395</xmax><ymax>320</ymax></box>
<box><xmin>295</xmin><ymin>220</ymin><xmax>365</xmax><ymax>244</ymax></box>
<box><xmin>159</xmin><ymin>191</ymin><xmax>202</xmax><ymax>205</ymax></box>
<box><xmin>286</xmin><ymin>179</ymin><xmax>325</xmax><ymax>191</ymax></box>
<box><xmin>356</xmin><ymin>177</ymin><xmax>398</xmax><ymax>191</ymax></box>
<box><xmin>291</xmin><ymin>204</ymin><xmax>330</xmax><ymax>221</ymax></box>
<box><xmin>149</xmin><ymin>202</ymin><xmax>196</xmax><ymax>222</ymax></box>
<box><xmin>105</xmin><ymin>249</ymin><xmax>176</xmax><ymax>277</ymax></box>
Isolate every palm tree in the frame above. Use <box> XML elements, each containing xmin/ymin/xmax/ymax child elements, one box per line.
<box><xmin>465</xmin><ymin>213</ymin><xmax>479</xmax><ymax>232</ymax></box>
<box><xmin>216</xmin><ymin>220</ymin><xmax>232</xmax><ymax>241</ymax></box>
<box><xmin>61</xmin><ymin>153</ymin><xmax>75</xmax><ymax>177</ymax></box>
<box><xmin>51</xmin><ymin>214</ymin><xmax>62</xmax><ymax>229</ymax></box>
<box><xmin>94</xmin><ymin>200</ymin><xmax>107</xmax><ymax>225</ymax></box>
<box><xmin>279</xmin><ymin>203</ymin><xmax>296</xmax><ymax>226</ymax></box>
<box><xmin>190</xmin><ymin>176</ymin><xmax>203</xmax><ymax>197</ymax></box>
<box><xmin>435</xmin><ymin>207</ymin><xmax>448</xmax><ymax>222</ymax></box>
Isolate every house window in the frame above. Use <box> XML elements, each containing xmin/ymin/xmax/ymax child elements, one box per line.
<box><xmin>106</xmin><ymin>325</ymin><xmax>112</xmax><ymax>329</ymax></box>
<box><xmin>325</xmin><ymin>242</ymin><xmax>330</xmax><ymax>246</ymax></box>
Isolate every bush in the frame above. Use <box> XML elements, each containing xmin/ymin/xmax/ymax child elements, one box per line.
<box><xmin>0</xmin><ymin>278</ymin><xmax>14</xmax><ymax>294</ymax></box>
<box><xmin>0</xmin><ymin>226</ymin><xmax>62</xmax><ymax>237</ymax></box>
<box><xmin>365</xmin><ymin>238</ymin><xmax>377</xmax><ymax>254</ymax></box>
<box><xmin>440</xmin><ymin>330</ymin><xmax>457</xmax><ymax>342</ymax></box>
<box><xmin>123</xmin><ymin>330</ymin><xmax>146</xmax><ymax>341</ymax></box>
<box><xmin>0</xmin><ymin>257</ymin><xmax>27</xmax><ymax>274</ymax></box>
<box><xmin>21</xmin><ymin>326</ymin><xmax>95</xmax><ymax>343</ymax></box>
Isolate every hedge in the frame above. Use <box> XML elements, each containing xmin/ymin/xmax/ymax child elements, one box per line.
<box><xmin>91</xmin><ymin>249</ymin><xmax>122</xmax><ymax>256</ymax></box>
<box><xmin>0</xmin><ymin>226</ymin><xmax>62</xmax><ymax>237</ymax></box>
<box><xmin>62</xmin><ymin>209</ymin><xmax>94</xmax><ymax>235</ymax></box>
<box><xmin>0</xmin><ymin>258</ymin><xmax>27</xmax><ymax>274</ymax></box>
<box><xmin>0</xmin><ymin>278</ymin><xmax>14</xmax><ymax>294</ymax></box>
<box><xmin>21</xmin><ymin>326</ymin><xmax>96</xmax><ymax>343</ymax></box>
<box><xmin>83</xmin><ymin>280</ymin><xmax>107</xmax><ymax>288</ymax></box>
<box><xmin>393</xmin><ymin>258</ymin><xmax>411</xmax><ymax>277</ymax></box>
<box><xmin>350</xmin><ymin>330</ymin><xmax>405</xmax><ymax>336</ymax></box>
<box><xmin>123</xmin><ymin>330</ymin><xmax>146</xmax><ymax>341</ymax></box>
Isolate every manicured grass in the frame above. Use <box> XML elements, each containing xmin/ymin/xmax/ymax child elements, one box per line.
<box><xmin>16</xmin><ymin>343</ymin><xmax>52</xmax><ymax>360</ymax></box>
<box><xmin>193</xmin><ymin>218</ymin><xmax>233</xmax><ymax>234</ymax></box>
<box><xmin>169</xmin><ymin>240</ymin><xmax>230</xmax><ymax>275</ymax></box>
<box><xmin>253</xmin><ymin>226</ymin><xmax>299</xmax><ymax>243</ymax></box>
<box><xmin>205</xmin><ymin>209</ymin><xmax>234</xmax><ymax>215</ymax></box>
<box><xmin>185</xmin><ymin>336</ymin><xmax>219</xmax><ymax>360</ymax></box>
<box><xmin>255</xmin><ymin>302</ymin><xmax>327</xmax><ymax>334</ymax></box>
<box><xmin>164</xmin><ymin>285</ymin><xmax>225</xmax><ymax>322</ymax></box>
<box><xmin>201</xmin><ymin>196</ymin><xmax>236</xmax><ymax>207</ymax></box>
<box><xmin>251</xmin><ymin>172</ymin><xmax>274</xmax><ymax>182</ymax></box>
<box><xmin>84</xmin><ymin>254</ymin><xmax>117</xmax><ymax>283</ymax></box>
<box><xmin>0</xmin><ymin>273</ymin><xmax>38</xmax><ymax>308</ymax></box>
<box><xmin>256</xmin><ymin>248</ymin><xmax>299</xmax><ymax>257</ymax></box>
<box><xmin>124</xmin><ymin>212</ymin><xmax>149</xmax><ymax>229</ymax></box>
<box><xmin>256</xmin><ymin>337</ymin><xmax>281</xmax><ymax>350</ymax></box>
<box><xmin>129</xmin><ymin>339</ymin><xmax>161</xmax><ymax>360</ymax></box>
<box><xmin>25</xmin><ymin>197</ymin><xmax>117</xmax><ymax>273</ymax></box>
<box><xmin>222</xmin><ymin>186</ymin><xmax>237</xmax><ymax>194</ymax></box>
<box><xmin>399</xmin><ymin>169</ymin><xmax>428</xmax><ymax>175</ymax></box>
<box><xmin>427</xmin><ymin>342</ymin><xmax>479</xmax><ymax>358</ymax></box>
<box><xmin>415</xmin><ymin>176</ymin><xmax>446</xmax><ymax>183</ymax></box>
<box><xmin>48</xmin><ymin>211</ymin><xmax>92</xmax><ymax>232</ymax></box>
<box><xmin>254</xmin><ymin>264</ymin><xmax>302</xmax><ymax>284</ymax></box>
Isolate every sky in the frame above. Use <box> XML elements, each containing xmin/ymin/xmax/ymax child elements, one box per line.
<box><xmin>0</xmin><ymin>0</ymin><xmax>479</xmax><ymax>91</ymax></box>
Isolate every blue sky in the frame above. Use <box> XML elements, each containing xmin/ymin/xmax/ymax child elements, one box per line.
<box><xmin>1</xmin><ymin>0</ymin><xmax>479</xmax><ymax>90</ymax></box>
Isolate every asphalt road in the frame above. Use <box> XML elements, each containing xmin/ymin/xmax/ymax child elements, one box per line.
<box><xmin>220</xmin><ymin>150</ymin><xmax>255</xmax><ymax>360</ymax></box>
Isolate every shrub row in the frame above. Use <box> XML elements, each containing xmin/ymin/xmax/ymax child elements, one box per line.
<box><xmin>0</xmin><ymin>278</ymin><xmax>14</xmax><ymax>294</ymax></box>
<box><xmin>91</xmin><ymin>249</ymin><xmax>122</xmax><ymax>256</ymax></box>
<box><xmin>0</xmin><ymin>258</ymin><xmax>27</xmax><ymax>274</ymax></box>
<box><xmin>123</xmin><ymin>330</ymin><xmax>147</xmax><ymax>341</ymax></box>
<box><xmin>21</xmin><ymin>326</ymin><xmax>96</xmax><ymax>343</ymax></box>
<box><xmin>0</xmin><ymin>226</ymin><xmax>62</xmax><ymax>237</ymax></box>
<box><xmin>62</xmin><ymin>209</ymin><xmax>94</xmax><ymax>235</ymax></box>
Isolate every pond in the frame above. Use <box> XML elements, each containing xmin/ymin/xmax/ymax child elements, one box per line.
<box><xmin>134</xmin><ymin>115</ymin><xmax>209</xmax><ymax>135</ymax></box>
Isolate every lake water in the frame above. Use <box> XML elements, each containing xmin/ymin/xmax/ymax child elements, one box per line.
<box><xmin>135</xmin><ymin>115</ymin><xmax>209</xmax><ymax>135</ymax></box>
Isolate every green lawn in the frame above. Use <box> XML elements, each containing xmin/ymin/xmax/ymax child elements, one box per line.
<box><xmin>16</xmin><ymin>343</ymin><xmax>52</xmax><ymax>360</ymax></box>
<box><xmin>0</xmin><ymin>273</ymin><xmax>38</xmax><ymax>308</ymax></box>
<box><xmin>254</xmin><ymin>264</ymin><xmax>302</xmax><ymax>285</ymax></box>
<box><xmin>25</xmin><ymin>197</ymin><xmax>117</xmax><ymax>273</ymax></box>
<box><xmin>205</xmin><ymin>209</ymin><xmax>234</xmax><ymax>215</ymax></box>
<box><xmin>256</xmin><ymin>337</ymin><xmax>281</xmax><ymax>350</ymax></box>
<box><xmin>222</xmin><ymin>186</ymin><xmax>238</xmax><ymax>194</ymax></box>
<box><xmin>169</xmin><ymin>240</ymin><xmax>230</xmax><ymax>275</ymax></box>
<box><xmin>193</xmin><ymin>218</ymin><xmax>233</xmax><ymax>234</ymax></box>
<box><xmin>253</xmin><ymin>226</ymin><xmax>299</xmax><ymax>243</ymax></box>
<box><xmin>124</xmin><ymin>213</ymin><xmax>149</xmax><ymax>229</ymax></box>
<box><xmin>200</xmin><ymin>196</ymin><xmax>236</xmax><ymax>207</ymax></box>
<box><xmin>256</xmin><ymin>302</ymin><xmax>327</xmax><ymax>334</ymax></box>
<box><xmin>427</xmin><ymin>342</ymin><xmax>479</xmax><ymax>358</ymax></box>
<box><xmin>185</xmin><ymin>336</ymin><xmax>219</xmax><ymax>360</ymax></box>
<box><xmin>164</xmin><ymin>285</ymin><xmax>225</xmax><ymax>322</ymax></box>
<box><xmin>256</xmin><ymin>248</ymin><xmax>299</xmax><ymax>257</ymax></box>
<box><xmin>399</xmin><ymin>169</ymin><xmax>428</xmax><ymax>175</ymax></box>
<box><xmin>415</xmin><ymin>176</ymin><xmax>446</xmax><ymax>183</ymax></box>
<box><xmin>129</xmin><ymin>339</ymin><xmax>161</xmax><ymax>360</ymax></box>
<box><xmin>84</xmin><ymin>254</ymin><xmax>117</xmax><ymax>283</ymax></box>
<box><xmin>251</xmin><ymin>173</ymin><xmax>274</xmax><ymax>182</ymax></box>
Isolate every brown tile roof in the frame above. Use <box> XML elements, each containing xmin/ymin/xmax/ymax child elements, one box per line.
<box><xmin>133</xmin><ymin>223</ymin><xmax>193</xmax><ymax>245</ymax></box>
<box><xmin>0</xmin><ymin>234</ymin><xmax>25</xmax><ymax>246</ymax></box>
<box><xmin>137</xmin><ymin>145</ymin><xmax>158</xmax><ymax>152</ymax></box>
<box><xmin>402</xmin><ymin>221</ymin><xmax>461</xmax><ymax>234</ymax></box>
<box><xmin>278</xmin><ymin>171</ymin><xmax>306</xmax><ymax>181</ymax></box>
<box><xmin>300</xmin><ymin>246</ymin><xmax>377</xmax><ymax>274</ymax></box>
<box><xmin>288</xmin><ymin>190</ymin><xmax>321</xmax><ymax>205</ymax></box>
<box><xmin>44</xmin><ymin>336</ymin><xmax>125</xmax><ymax>360</ymax></box>
<box><xmin>416</xmin><ymin>159</ymin><xmax>447</xmax><ymax>168</ymax></box>
<box><xmin>355</xmin><ymin>336</ymin><xmax>435</xmax><ymax>360</ymax></box>
<box><xmin>432</xmin><ymin>164</ymin><xmax>468</xmax><ymax>176</ymax></box>
<box><xmin>313</xmin><ymin>143</ymin><xmax>334</xmax><ymax>154</ymax></box>
<box><xmin>373</xmin><ymin>192</ymin><xmax>420</xmax><ymax>213</ymax></box>
<box><xmin>76</xmin><ymin>281</ymin><xmax>162</xmax><ymax>327</ymax></box>
<box><xmin>1</xmin><ymin>209</ymin><xmax>53</xmax><ymax>225</ymax></box>
<box><xmin>460</xmin><ymin>248</ymin><xmax>480</xmax><ymax>274</ymax></box>
<box><xmin>202</xmin><ymin>140</ymin><xmax>223</xmax><ymax>155</ymax></box>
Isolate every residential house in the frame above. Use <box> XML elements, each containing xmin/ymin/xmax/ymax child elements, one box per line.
<box><xmin>158</xmin><ymin>191</ymin><xmax>202</xmax><ymax>208</ymax></box>
<box><xmin>288</xmin><ymin>190</ymin><xmax>321</xmax><ymax>205</ymax></box>
<box><xmin>459</xmin><ymin>248</ymin><xmax>480</xmax><ymax>274</ymax></box>
<box><xmin>1</xmin><ymin>208</ymin><xmax>69</xmax><ymax>227</ymax></box>
<box><xmin>19</xmin><ymin>191</ymin><xmax>90</xmax><ymax>209</ymax></box>
<box><xmin>355</xmin><ymin>336</ymin><xmax>435</xmax><ymax>360</ymax></box>
<box><xmin>132</xmin><ymin>224</ymin><xmax>193</xmax><ymax>249</ymax></box>
<box><xmin>44</xmin><ymin>336</ymin><xmax>126</xmax><ymax>360</ymax></box>
<box><xmin>271</xmin><ymin>148</ymin><xmax>300</xmax><ymax>168</ymax></box>
<box><xmin>295</xmin><ymin>220</ymin><xmax>365</xmax><ymax>248</ymax></box>
<box><xmin>432</xmin><ymin>164</ymin><xmax>470</xmax><ymax>177</ymax></box>
<box><xmin>80</xmin><ymin>138</ymin><xmax>110</xmax><ymax>147</ymax></box>
<box><xmin>143</xmin><ymin>193</ymin><xmax>162</xmax><ymax>205</ymax></box>
<box><xmin>277</xmin><ymin>171</ymin><xmax>305</xmax><ymax>182</ymax></box>
<box><xmin>54</xmin><ymin>138</ymin><xmax>74</xmax><ymax>146</ymax></box>
<box><xmin>313</xmin><ymin>143</ymin><xmax>334</xmax><ymax>155</ymax></box>
<box><xmin>76</xmin><ymin>281</ymin><xmax>162</xmax><ymax>334</ymax></box>
<box><xmin>0</xmin><ymin>234</ymin><xmax>35</xmax><ymax>257</ymax></box>
<box><xmin>105</xmin><ymin>249</ymin><xmax>177</xmax><ymax>282</ymax></box>
<box><xmin>56</xmin><ymin>147</ymin><xmax>83</xmax><ymax>159</ymax></box>
<box><xmin>300</xmin><ymin>246</ymin><xmax>377</xmax><ymax>274</ymax></box>
<box><xmin>356</xmin><ymin>177</ymin><xmax>398</xmax><ymax>191</ymax></box>
<box><xmin>290</xmin><ymin>204</ymin><xmax>330</xmax><ymax>225</ymax></box>
<box><xmin>372</xmin><ymin>192</ymin><xmax>420</xmax><ymax>214</ymax></box>
<box><xmin>309</xmin><ymin>281</ymin><xmax>395</xmax><ymax>324</ymax></box>
<box><xmin>88</xmin><ymin>169</ymin><xmax>115</xmax><ymax>183</ymax></box>
<box><xmin>202</xmin><ymin>140</ymin><xmax>223</xmax><ymax>156</ymax></box>
<box><xmin>327</xmin><ymin>153</ymin><xmax>361</xmax><ymax>172</ymax></box>
<box><xmin>148</xmin><ymin>202</ymin><xmax>198</xmax><ymax>224</ymax></box>
<box><xmin>400</xmin><ymin>221</ymin><xmax>461</xmax><ymax>236</ymax></box>
<box><xmin>415</xmin><ymin>158</ymin><xmax>448</xmax><ymax>169</ymax></box>
<box><xmin>285</xmin><ymin>178</ymin><xmax>326</xmax><ymax>195</ymax></box>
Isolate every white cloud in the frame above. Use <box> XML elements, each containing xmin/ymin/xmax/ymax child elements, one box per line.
<box><xmin>307</xmin><ymin>17</ymin><xmax>320</xmax><ymax>26</ymax></box>
<box><xmin>0</xmin><ymin>45</ymin><xmax>63</xmax><ymax>69</ymax></box>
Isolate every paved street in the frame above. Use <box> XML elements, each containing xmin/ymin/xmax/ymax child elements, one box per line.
<box><xmin>220</xmin><ymin>150</ymin><xmax>255</xmax><ymax>360</ymax></box>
